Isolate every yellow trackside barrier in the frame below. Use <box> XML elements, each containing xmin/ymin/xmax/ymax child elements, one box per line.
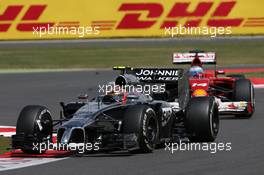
<box><xmin>0</xmin><ymin>0</ymin><xmax>263</xmax><ymax>39</ymax></box>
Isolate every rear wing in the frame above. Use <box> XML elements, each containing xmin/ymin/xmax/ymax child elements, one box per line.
<box><xmin>113</xmin><ymin>66</ymin><xmax>183</xmax><ymax>83</ymax></box>
<box><xmin>172</xmin><ymin>52</ymin><xmax>216</xmax><ymax>64</ymax></box>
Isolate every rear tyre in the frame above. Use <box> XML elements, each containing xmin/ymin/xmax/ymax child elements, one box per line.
<box><xmin>185</xmin><ymin>97</ymin><xmax>219</xmax><ymax>142</ymax></box>
<box><xmin>123</xmin><ymin>105</ymin><xmax>159</xmax><ymax>153</ymax></box>
<box><xmin>16</xmin><ymin>105</ymin><xmax>53</xmax><ymax>154</ymax></box>
<box><xmin>233</xmin><ymin>79</ymin><xmax>255</xmax><ymax>118</ymax></box>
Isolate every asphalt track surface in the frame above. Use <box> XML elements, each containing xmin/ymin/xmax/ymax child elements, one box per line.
<box><xmin>0</xmin><ymin>70</ymin><xmax>263</xmax><ymax>175</ymax></box>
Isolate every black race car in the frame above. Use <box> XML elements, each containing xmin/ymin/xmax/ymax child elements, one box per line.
<box><xmin>12</xmin><ymin>67</ymin><xmax>219</xmax><ymax>154</ymax></box>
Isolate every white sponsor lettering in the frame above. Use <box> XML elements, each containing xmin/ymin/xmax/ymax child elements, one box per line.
<box><xmin>192</xmin><ymin>83</ymin><xmax>207</xmax><ymax>87</ymax></box>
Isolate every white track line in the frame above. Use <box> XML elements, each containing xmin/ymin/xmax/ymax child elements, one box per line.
<box><xmin>0</xmin><ymin>132</ymin><xmax>15</xmax><ymax>137</ymax></box>
<box><xmin>0</xmin><ymin>36</ymin><xmax>263</xmax><ymax>45</ymax></box>
<box><xmin>0</xmin><ymin>157</ymin><xmax>67</xmax><ymax>172</ymax></box>
<box><xmin>0</xmin><ymin>126</ymin><xmax>15</xmax><ymax>128</ymax></box>
<box><xmin>0</xmin><ymin>126</ymin><xmax>67</xmax><ymax>172</ymax></box>
<box><xmin>254</xmin><ymin>84</ymin><xmax>264</xmax><ymax>88</ymax></box>
<box><xmin>0</xmin><ymin>126</ymin><xmax>15</xmax><ymax>137</ymax></box>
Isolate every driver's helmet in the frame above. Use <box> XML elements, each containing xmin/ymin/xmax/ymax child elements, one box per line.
<box><xmin>189</xmin><ymin>66</ymin><xmax>204</xmax><ymax>77</ymax></box>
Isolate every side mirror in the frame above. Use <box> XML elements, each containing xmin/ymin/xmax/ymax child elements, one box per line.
<box><xmin>216</xmin><ymin>70</ymin><xmax>225</xmax><ymax>75</ymax></box>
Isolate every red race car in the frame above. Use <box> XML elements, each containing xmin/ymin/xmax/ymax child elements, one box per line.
<box><xmin>172</xmin><ymin>50</ymin><xmax>255</xmax><ymax>118</ymax></box>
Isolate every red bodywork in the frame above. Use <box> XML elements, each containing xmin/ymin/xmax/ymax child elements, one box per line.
<box><xmin>189</xmin><ymin>54</ymin><xmax>236</xmax><ymax>98</ymax></box>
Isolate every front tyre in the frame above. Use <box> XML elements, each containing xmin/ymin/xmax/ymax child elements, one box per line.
<box><xmin>123</xmin><ymin>105</ymin><xmax>159</xmax><ymax>153</ymax></box>
<box><xmin>15</xmin><ymin>105</ymin><xmax>53</xmax><ymax>154</ymax></box>
<box><xmin>233</xmin><ymin>79</ymin><xmax>255</xmax><ymax>118</ymax></box>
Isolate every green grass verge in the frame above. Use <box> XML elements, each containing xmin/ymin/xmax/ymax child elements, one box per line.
<box><xmin>226</xmin><ymin>72</ymin><xmax>264</xmax><ymax>78</ymax></box>
<box><xmin>0</xmin><ymin>39</ymin><xmax>263</xmax><ymax>69</ymax></box>
<box><xmin>0</xmin><ymin>136</ymin><xmax>10</xmax><ymax>154</ymax></box>
<box><xmin>243</xmin><ymin>72</ymin><xmax>264</xmax><ymax>78</ymax></box>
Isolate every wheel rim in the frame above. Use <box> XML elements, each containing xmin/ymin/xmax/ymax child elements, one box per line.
<box><xmin>35</xmin><ymin>111</ymin><xmax>53</xmax><ymax>141</ymax></box>
<box><xmin>146</xmin><ymin>117</ymin><xmax>157</xmax><ymax>145</ymax></box>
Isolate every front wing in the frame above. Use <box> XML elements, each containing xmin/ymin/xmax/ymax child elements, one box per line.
<box><xmin>218</xmin><ymin>101</ymin><xmax>251</xmax><ymax>115</ymax></box>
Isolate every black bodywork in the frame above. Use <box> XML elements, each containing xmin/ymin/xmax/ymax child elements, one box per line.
<box><xmin>56</xmin><ymin>68</ymin><xmax>188</xmax><ymax>151</ymax></box>
<box><xmin>57</xmin><ymin>94</ymin><xmax>177</xmax><ymax>151</ymax></box>
<box><xmin>12</xmin><ymin>67</ymin><xmax>218</xmax><ymax>153</ymax></box>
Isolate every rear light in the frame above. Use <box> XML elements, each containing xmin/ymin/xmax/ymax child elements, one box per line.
<box><xmin>192</xmin><ymin>89</ymin><xmax>208</xmax><ymax>97</ymax></box>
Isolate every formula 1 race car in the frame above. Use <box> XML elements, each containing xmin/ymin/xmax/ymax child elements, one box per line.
<box><xmin>12</xmin><ymin>67</ymin><xmax>219</xmax><ymax>154</ymax></box>
<box><xmin>172</xmin><ymin>50</ymin><xmax>255</xmax><ymax>118</ymax></box>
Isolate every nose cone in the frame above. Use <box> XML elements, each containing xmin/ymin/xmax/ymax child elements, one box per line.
<box><xmin>60</xmin><ymin>128</ymin><xmax>72</xmax><ymax>144</ymax></box>
<box><xmin>58</xmin><ymin>126</ymin><xmax>85</xmax><ymax>145</ymax></box>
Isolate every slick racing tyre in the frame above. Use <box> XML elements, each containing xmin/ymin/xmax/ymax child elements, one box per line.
<box><xmin>185</xmin><ymin>97</ymin><xmax>219</xmax><ymax>142</ymax></box>
<box><xmin>123</xmin><ymin>105</ymin><xmax>159</xmax><ymax>153</ymax></box>
<box><xmin>233</xmin><ymin>79</ymin><xmax>255</xmax><ymax>118</ymax></box>
<box><xmin>16</xmin><ymin>105</ymin><xmax>53</xmax><ymax>154</ymax></box>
